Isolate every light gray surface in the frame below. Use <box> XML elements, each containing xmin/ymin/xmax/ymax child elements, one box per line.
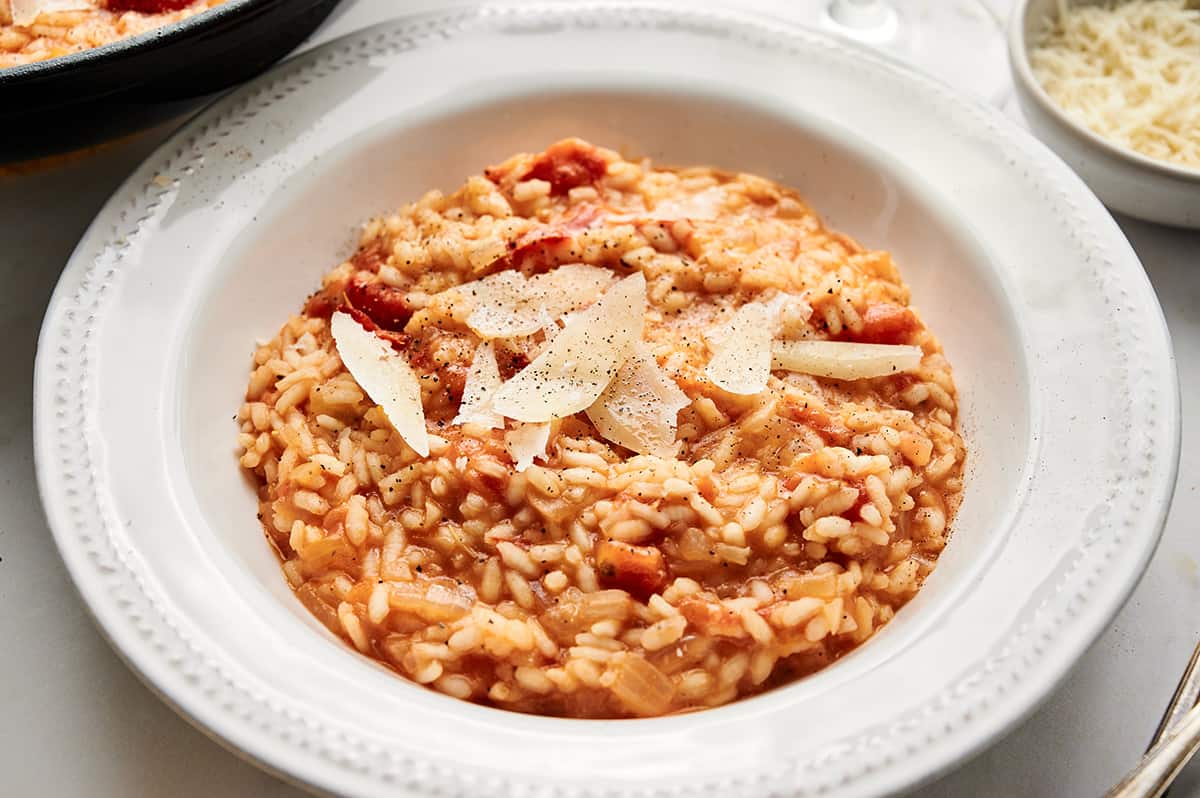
<box><xmin>1</xmin><ymin>1</ymin><xmax>1197</xmax><ymax>796</ymax></box>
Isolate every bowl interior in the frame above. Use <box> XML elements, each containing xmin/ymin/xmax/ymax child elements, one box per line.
<box><xmin>176</xmin><ymin>86</ymin><xmax>1032</xmax><ymax>715</ymax></box>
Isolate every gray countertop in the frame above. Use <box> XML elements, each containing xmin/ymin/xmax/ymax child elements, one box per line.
<box><xmin>2</xmin><ymin>2</ymin><xmax>1198</xmax><ymax>795</ymax></box>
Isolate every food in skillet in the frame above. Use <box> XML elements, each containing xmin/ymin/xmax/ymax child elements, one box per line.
<box><xmin>0</xmin><ymin>0</ymin><xmax>228</xmax><ymax>68</ymax></box>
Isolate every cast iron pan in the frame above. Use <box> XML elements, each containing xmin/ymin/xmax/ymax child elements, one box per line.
<box><xmin>0</xmin><ymin>0</ymin><xmax>340</xmax><ymax>162</ymax></box>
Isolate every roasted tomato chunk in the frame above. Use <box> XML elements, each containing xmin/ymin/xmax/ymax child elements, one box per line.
<box><xmin>596</xmin><ymin>540</ymin><xmax>668</xmax><ymax>599</ymax></box>
<box><xmin>303</xmin><ymin>286</ymin><xmax>344</xmax><ymax>319</ymax></box>
<box><xmin>522</xmin><ymin>139</ymin><xmax>608</xmax><ymax>196</ymax></box>
<box><xmin>345</xmin><ymin>273</ymin><xmax>413</xmax><ymax>331</ymax></box>
<box><xmin>847</xmin><ymin>303</ymin><xmax>920</xmax><ymax>345</ymax></box>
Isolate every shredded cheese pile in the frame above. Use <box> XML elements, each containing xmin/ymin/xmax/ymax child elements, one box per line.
<box><xmin>1030</xmin><ymin>0</ymin><xmax>1200</xmax><ymax>169</ymax></box>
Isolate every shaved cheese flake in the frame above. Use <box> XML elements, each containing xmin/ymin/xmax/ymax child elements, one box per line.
<box><xmin>705</xmin><ymin>302</ymin><xmax>774</xmax><ymax>395</ymax></box>
<box><xmin>540</xmin><ymin>316</ymin><xmax>561</xmax><ymax>343</ymax></box>
<box><xmin>772</xmin><ymin>340</ymin><xmax>923</xmax><ymax>380</ymax></box>
<box><xmin>452</xmin><ymin>341</ymin><xmax>504</xmax><ymax>429</ymax></box>
<box><xmin>491</xmin><ymin>272</ymin><xmax>647</xmax><ymax>422</ymax></box>
<box><xmin>463</xmin><ymin>271</ymin><xmax>539</xmax><ymax>338</ymax></box>
<box><xmin>587</xmin><ymin>343</ymin><xmax>690</xmax><ymax>458</ymax></box>
<box><xmin>1031</xmin><ymin>0</ymin><xmax>1200</xmax><ymax>169</ymax></box>
<box><xmin>12</xmin><ymin>0</ymin><xmax>90</xmax><ymax>27</ymax></box>
<box><xmin>705</xmin><ymin>292</ymin><xmax>808</xmax><ymax>350</ymax></box>
<box><xmin>505</xmin><ymin>422</ymin><xmax>551</xmax><ymax>472</ymax></box>
<box><xmin>330</xmin><ymin>311</ymin><xmax>430</xmax><ymax>457</ymax></box>
<box><xmin>460</xmin><ymin>264</ymin><xmax>617</xmax><ymax>339</ymax></box>
<box><xmin>527</xmin><ymin>263</ymin><xmax>618</xmax><ymax>317</ymax></box>
<box><xmin>558</xmin><ymin>310</ymin><xmax>585</xmax><ymax>329</ymax></box>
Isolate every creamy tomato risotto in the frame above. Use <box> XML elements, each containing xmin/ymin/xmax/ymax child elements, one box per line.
<box><xmin>236</xmin><ymin>139</ymin><xmax>966</xmax><ymax>718</ymax></box>
<box><xmin>0</xmin><ymin>0</ymin><xmax>227</xmax><ymax>68</ymax></box>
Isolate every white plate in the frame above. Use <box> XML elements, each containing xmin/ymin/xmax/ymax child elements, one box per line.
<box><xmin>33</xmin><ymin>4</ymin><xmax>1179</xmax><ymax>797</ymax></box>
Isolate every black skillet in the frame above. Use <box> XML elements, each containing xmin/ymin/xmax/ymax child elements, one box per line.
<box><xmin>0</xmin><ymin>0</ymin><xmax>340</xmax><ymax>162</ymax></box>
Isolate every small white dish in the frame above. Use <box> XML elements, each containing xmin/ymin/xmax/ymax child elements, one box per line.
<box><xmin>1008</xmin><ymin>0</ymin><xmax>1200</xmax><ymax>228</ymax></box>
<box><xmin>34</xmin><ymin>4</ymin><xmax>1179</xmax><ymax>797</ymax></box>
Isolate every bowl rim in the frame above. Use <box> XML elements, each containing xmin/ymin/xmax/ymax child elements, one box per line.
<box><xmin>1007</xmin><ymin>0</ymin><xmax>1200</xmax><ymax>184</ymax></box>
<box><xmin>0</xmin><ymin>0</ymin><xmax>304</xmax><ymax>86</ymax></box>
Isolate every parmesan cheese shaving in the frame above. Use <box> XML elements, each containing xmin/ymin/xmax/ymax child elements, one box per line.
<box><xmin>330</xmin><ymin>311</ymin><xmax>430</xmax><ymax>457</ymax></box>
<box><xmin>704</xmin><ymin>301</ymin><xmax>775</xmax><ymax>395</ymax></box>
<box><xmin>491</xmin><ymin>272</ymin><xmax>647</xmax><ymax>422</ymax></box>
<box><xmin>452</xmin><ymin>341</ymin><xmax>504</xmax><ymax>429</ymax></box>
<box><xmin>1031</xmin><ymin>0</ymin><xmax>1200</xmax><ymax>169</ymax></box>
<box><xmin>772</xmin><ymin>340</ymin><xmax>923</xmax><ymax>380</ymax></box>
<box><xmin>462</xmin><ymin>271</ymin><xmax>531</xmax><ymax>338</ymax></box>
<box><xmin>586</xmin><ymin>343</ymin><xmax>691</xmax><ymax>458</ymax></box>
<box><xmin>528</xmin><ymin>263</ymin><xmax>618</xmax><ymax>312</ymax></box>
<box><xmin>11</xmin><ymin>0</ymin><xmax>91</xmax><ymax>27</ymax></box>
<box><xmin>705</xmin><ymin>292</ymin><xmax>808</xmax><ymax>349</ymax></box>
<box><xmin>459</xmin><ymin>264</ymin><xmax>617</xmax><ymax>339</ymax></box>
<box><xmin>505</xmin><ymin>422</ymin><xmax>551</xmax><ymax>472</ymax></box>
<box><xmin>540</xmin><ymin>317</ymin><xmax>561</xmax><ymax>346</ymax></box>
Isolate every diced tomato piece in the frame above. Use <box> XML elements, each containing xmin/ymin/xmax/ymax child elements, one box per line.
<box><xmin>505</xmin><ymin>231</ymin><xmax>571</xmax><ymax>272</ymax></box>
<box><xmin>345</xmin><ymin>306</ymin><xmax>377</xmax><ymax>332</ymax></box>
<box><xmin>345</xmin><ymin>273</ymin><xmax>413</xmax><ymax>331</ymax></box>
<box><xmin>303</xmin><ymin>286</ymin><xmax>344</xmax><ymax>319</ymax></box>
<box><xmin>522</xmin><ymin>139</ymin><xmax>608</xmax><ymax>196</ymax></box>
<box><xmin>850</xmin><ymin>303</ymin><xmax>920</xmax><ymax>345</ymax></box>
<box><xmin>329</xmin><ymin>291</ymin><xmax>409</xmax><ymax>354</ymax></box>
<box><xmin>375</xmin><ymin>328</ymin><xmax>411</xmax><ymax>354</ymax></box>
<box><xmin>596</xmin><ymin>540</ymin><xmax>668</xmax><ymax>599</ymax></box>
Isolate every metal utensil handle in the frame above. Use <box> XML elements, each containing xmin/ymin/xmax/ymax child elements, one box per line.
<box><xmin>1150</xmin><ymin>639</ymin><xmax>1200</xmax><ymax>750</ymax></box>
<box><xmin>1108</xmin><ymin>702</ymin><xmax>1200</xmax><ymax>798</ymax></box>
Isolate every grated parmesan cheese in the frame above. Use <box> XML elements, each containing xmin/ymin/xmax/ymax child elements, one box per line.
<box><xmin>1030</xmin><ymin>0</ymin><xmax>1200</xmax><ymax>169</ymax></box>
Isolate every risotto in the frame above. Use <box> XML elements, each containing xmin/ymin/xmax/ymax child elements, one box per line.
<box><xmin>236</xmin><ymin>139</ymin><xmax>966</xmax><ymax>718</ymax></box>
<box><xmin>0</xmin><ymin>0</ymin><xmax>227</xmax><ymax>68</ymax></box>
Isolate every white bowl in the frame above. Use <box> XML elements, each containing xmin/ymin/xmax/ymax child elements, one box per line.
<box><xmin>33</xmin><ymin>5</ymin><xmax>1179</xmax><ymax>797</ymax></box>
<box><xmin>1008</xmin><ymin>0</ymin><xmax>1200</xmax><ymax>228</ymax></box>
